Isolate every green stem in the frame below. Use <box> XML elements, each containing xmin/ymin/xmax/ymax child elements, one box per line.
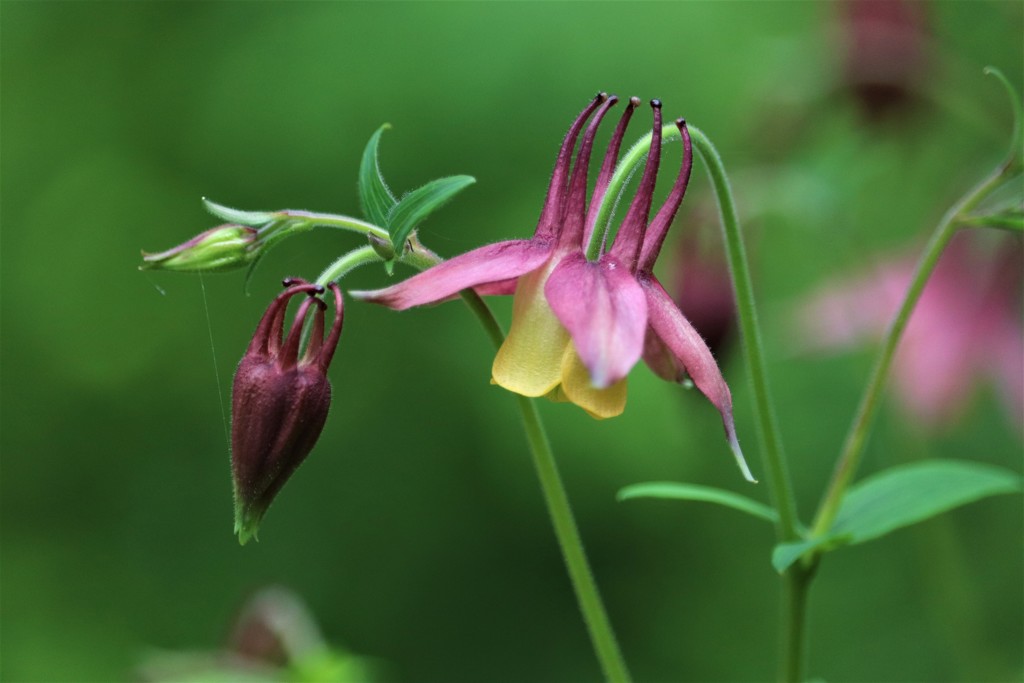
<box><xmin>402</xmin><ymin>241</ymin><xmax>632</xmax><ymax>683</ymax></box>
<box><xmin>780</xmin><ymin>565</ymin><xmax>814</xmax><ymax>683</ymax></box>
<box><xmin>315</xmin><ymin>244</ymin><xmax>382</xmax><ymax>286</ymax></box>
<box><xmin>590</xmin><ymin>123</ymin><xmax>802</xmax><ymax>681</ymax></box>
<box><xmin>689</xmin><ymin>126</ymin><xmax>799</xmax><ymax>542</ymax></box>
<box><xmin>810</xmin><ymin>164</ymin><xmax>1008</xmax><ymax>537</ymax></box>
<box><xmin>589</xmin><ymin>125</ymin><xmax>799</xmax><ymax>538</ymax></box>
<box><xmin>281</xmin><ymin>210</ymin><xmax>391</xmax><ymax>240</ymax></box>
<box><xmin>514</xmin><ymin>392</ymin><xmax>632</xmax><ymax>683</ymax></box>
<box><xmin>688</xmin><ymin>127</ymin><xmax>810</xmax><ymax>683</ymax></box>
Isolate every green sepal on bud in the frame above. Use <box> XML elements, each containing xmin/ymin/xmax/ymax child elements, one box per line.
<box><xmin>140</xmin><ymin>224</ymin><xmax>261</xmax><ymax>273</ymax></box>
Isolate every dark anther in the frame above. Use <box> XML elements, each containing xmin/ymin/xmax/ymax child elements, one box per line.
<box><xmin>651</xmin><ymin>99</ymin><xmax>662</xmax><ymax>109</ymax></box>
<box><xmin>677</xmin><ymin>117</ymin><xmax>686</xmax><ymax>126</ymax></box>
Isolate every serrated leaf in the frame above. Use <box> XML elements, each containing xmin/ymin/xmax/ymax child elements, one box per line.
<box><xmin>617</xmin><ymin>482</ymin><xmax>778</xmax><ymax>523</ymax></box>
<box><xmin>202</xmin><ymin>197</ymin><xmax>274</xmax><ymax>226</ymax></box>
<box><xmin>387</xmin><ymin>175</ymin><xmax>475</xmax><ymax>256</ymax></box>
<box><xmin>772</xmin><ymin>460</ymin><xmax>1021</xmax><ymax>572</ymax></box>
<box><xmin>358</xmin><ymin>124</ymin><xmax>398</xmax><ymax>227</ymax></box>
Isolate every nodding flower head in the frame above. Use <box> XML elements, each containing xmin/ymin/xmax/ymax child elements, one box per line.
<box><xmin>231</xmin><ymin>278</ymin><xmax>344</xmax><ymax>544</ymax></box>
<box><xmin>354</xmin><ymin>94</ymin><xmax>753</xmax><ymax>481</ymax></box>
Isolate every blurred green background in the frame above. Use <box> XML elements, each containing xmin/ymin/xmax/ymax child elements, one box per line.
<box><xmin>2</xmin><ymin>2</ymin><xmax>1022</xmax><ymax>681</ymax></box>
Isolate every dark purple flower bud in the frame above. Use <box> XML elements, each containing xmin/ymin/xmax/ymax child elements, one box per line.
<box><xmin>232</xmin><ymin>278</ymin><xmax>344</xmax><ymax>544</ymax></box>
<box><xmin>839</xmin><ymin>0</ymin><xmax>930</xmax><ymax>121</ymax></box>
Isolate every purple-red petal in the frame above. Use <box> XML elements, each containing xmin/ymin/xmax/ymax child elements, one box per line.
<box><xmin>351</xmin><ymin>240</ymin><xmax>552</xmax><ymax>310</ymax></box>
<box><xmin>642</xmin><ymin>275</ymin><xmax>736</xmax><ymax>433</ymax></box>
<box><xmin>545</xmin><ymin>253</ymin><xmax>647</xmax><ymax>388</ymax></box>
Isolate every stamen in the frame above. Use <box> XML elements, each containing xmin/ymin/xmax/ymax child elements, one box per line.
<box><xmin>556</xmin><ymin>95</ymin><xmax>619</xmax><ymax>250</ymax></box>
<box><xmin>638</xmin><ymin>119</ymin><xmax>693</xmax><ymax>273</ymax></box>
<box><xmin>534</xmin><ymin>94</ymin><xmax>606</xmax><ymax>241</ymax></box>
<box><xmin>609</xmin><ymin>100</ymin><xmax>664</xmax><ymax>268</ymax></box>
<box><xmin>583</xmin><ymin>96</ymin><xmax>641</xmax><ymax>248</ymax></box>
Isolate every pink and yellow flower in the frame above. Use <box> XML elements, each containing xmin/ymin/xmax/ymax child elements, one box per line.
<box><xmin>354</xmin><ymin>95</ymin><xmax>750</xmax><ymax>478</ymax></box>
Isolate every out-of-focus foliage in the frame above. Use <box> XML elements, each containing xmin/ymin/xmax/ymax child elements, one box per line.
<box><xmin>1</xmin><ymin>3</ymin><xmax>1021</xmax><ymax>682</ymax></box>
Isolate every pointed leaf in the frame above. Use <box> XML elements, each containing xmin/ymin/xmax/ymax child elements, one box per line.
<box><xmin>202</xmin><ymin>197</ymin><xmax>274</xmax><ymax>226</ymax></box>
<box><xmin>831</xmin><ymin>460</ymin><xmax>1020</xmax><ymax>544</ymax></box>
<box><xmin>358</xmin><ymin>124</ymin><xmax>398</xmax><ymax>227</ymax></box>
<box><xmin>618</xmin><ymin>482</ymin><xmax>778</xmax><ymax>523</ymax></box>
<box><xmin>772</xmin><ymin>460</ymin><xmax>1021</xmax><ymax>573</ymax></box>
<box><xmin>388</xmin><ymin>175</ymin><xmax>475</xmax><ymax>255</ymax></box>
<box><xmin>772</xmin><ymin>536</ymin><xmax>846</xmax><ymax>573</ymax></box>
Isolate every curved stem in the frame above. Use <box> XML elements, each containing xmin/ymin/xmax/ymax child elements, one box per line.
<box><xmin>401</xmin><ymin>244</ymin><xmax>632</xmax><ymax>683</ymax></box>
<box><xmin>589</xmin><ymin>122</ymin><xmax>801</xmax><ymax>681</ymax></box>
<box><xmin>810</xmin><ymin>164</ymin><xmax>1008</xmax><ymax>537</ymax></box>
<box><xmin>315</xmin><ymin>244</ymin><xmax>382</xmax><ymax>286</ymax></box>
<box><xmin>689</xmin><ymin>126</ymin><xmax>799</xmax><ymax>542</ymax></box>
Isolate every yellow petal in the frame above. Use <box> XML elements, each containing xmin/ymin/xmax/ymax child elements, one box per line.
<box><xmin>559</xmin><ymin>345</ymin><xmax>627</xmax><ymax>419</ymax></box>
<box><xmin>492</xmin><ymin>265</ymin><xmax>571</xmax><ymax>397</ymax></box>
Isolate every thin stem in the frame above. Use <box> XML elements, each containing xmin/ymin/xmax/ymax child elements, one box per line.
<box><xmin>589</xmin><ymin>122</ymin><xmax>801</xmax><ymax>681</ymax></box>
<box><xmin>315</xmin><ymin>244</ymin><xmax>382</xmax><ymax>286</ymax></box>
<box><xmin>686</xmin><ymin>127</ymin><xmax>809</xmax><ymax>683</ymax></box>
<box><xmin>401</xmin><ymin>243</ymin><xmax>632</xmax><ymax>683</ymax></box>
<box><xmin>514</xmin><ymin>392</ymin><xmax>632</xmax><ymax>683</ymax></box>
<box><xmin>811</xmin><ymin>164</ymin><xmax>1009</xmax><ymax>537</ymax></box>
<box><xmin>780</xmin><ymin>565</ymin><xmax>814</xmax><ymax>683</ymax></box>
<box><xmin>280</xmin><ymin>210</ymin><xmax>391</xmax><ymax>240</ymax></box>
<box><xmin>689</xmin><ymin>125</ymin><xmax>800</xmax><ymax>543</ymax></box>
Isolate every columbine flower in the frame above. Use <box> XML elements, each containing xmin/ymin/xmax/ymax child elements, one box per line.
<box><xmin>140</xmin><ymin>224</ymin><xmax>261</xmax><ymax>272</ymax></box>
<box><xmin>354</xmin><ymin>95</ymin><xmax>751</xmax><ymax>479</ymax></box>
<box><xmin>232</xmin><ymin>278</ymin><xmax>344</xmax><ymax>544</ymax></box>
<box><xmin>795</xmin><ymin>233</ymin><xmax>1023</xmax><ymax>432</ymax></box>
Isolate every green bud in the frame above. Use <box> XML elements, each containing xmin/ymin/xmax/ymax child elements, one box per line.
<box><xmin>140</xmin><ymin>224</ymin><xmax>260</xmax><ymax>273</ymax></box>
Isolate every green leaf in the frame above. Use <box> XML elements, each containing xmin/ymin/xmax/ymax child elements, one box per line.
<box><xmin>202</xmin><ymin>197</ymin><xmax>274</xmax><ymax>226</ymax></box>
<box><xmin>387</xmin><ymin>175</ymin><xmax>475</xmax><ymax>255</ymax></box>
<box><xmin>772</xmin><ymin>460</ymin><xmax>1021</xmax><ymax>572</ymax></box>
<box><xmin>617</xmin><ymin>481</ymin><xmax>778</xmax><ymax>523</ymax></box>
<box><xmin>831</xmin><ymin>460</ymin><xmax>1020</xmax><ymax>543</ymax></box>
<box><xmin>772</xmin><ymin>535</ymin><xmax>848</xmax><ymax>574</ymax></box>
<box><xmin>358</xmin><ymin>124</ymin><xmax>398</xmax><ymax>227</ymax></box>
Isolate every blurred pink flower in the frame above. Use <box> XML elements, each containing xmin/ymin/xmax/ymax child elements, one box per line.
<box><xmin>838</xmin><ymin>0</ymin><xmax>931</xmax><ymax>120</ymax></box>
<box><xmin>795</xmin><ymin>234</ymin><xmax>1023</xmax><ymax>431</ymax></box>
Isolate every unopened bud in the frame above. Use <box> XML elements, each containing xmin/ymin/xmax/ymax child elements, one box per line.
<box><xmin>232</xmin><ymin>279</ymin><xmax>344</xmax><ymax>544</ymax></box>
<box><xmin>140</xmin><ymin>224</ymin><xmax>260</xmax><ymax>273</ymax></box>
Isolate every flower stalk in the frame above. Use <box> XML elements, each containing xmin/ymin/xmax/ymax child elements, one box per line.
<box><xmin>399</xmin><ymin>247</ymin><xmax>634</xmax><ymax>683</ymax></box>
<box><xmin>810</xmin><ymin>162</ymin><xmax>1012</xmax><ymax>538</ymax></box>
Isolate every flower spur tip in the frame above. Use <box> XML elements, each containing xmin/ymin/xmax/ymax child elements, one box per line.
<box><xmin>729</xmin><ymin>432</ymin><xmax>758</xmax><ymax>484</ymax></box>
